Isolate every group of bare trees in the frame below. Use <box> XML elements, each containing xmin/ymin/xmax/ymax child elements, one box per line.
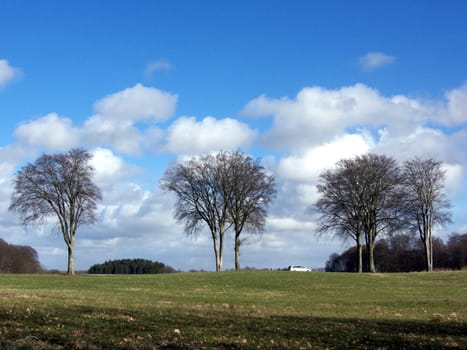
<box><xmin>7</xmin><ymin>147</ymin><xmax>451</xmax><ymax>275</ymax></box>
<box><xmin>161</xmin><ymin>151</ymin><xmax>276</xmax><ymax>272</ymax></box>
<box><xmin>8</xmin><ymin>148</ymin><xmax>275</xmax><ymax>274</ymax></box>
<box><xmin>315</xmin><ymin>154</ymin><xmax>451</xmax><ymax>272</ymax></box>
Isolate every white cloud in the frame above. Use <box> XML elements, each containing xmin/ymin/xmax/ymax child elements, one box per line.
<box><xmin>164</xmin><ymin>116</ymin><xmax>257</xmax><ymax>154</ymax></box>
<box><xmin>242</xmin><ymin>83</ymin><xmax>428</xmax><ymax>150</ymax></box>
<box><xmin>0</xmin><ymin>59</ymin><xmax>19</xmax><ymax>87</ymax></box>
<box><xmin>145</xmin><ymin>59</ymin><xmax>172</xmax><ymax>80</ymax></box>
<box><xmin>376</xmin><ymin>126</ymin><xmax>447</xmax><ymax>161</ymax></box>
<box><xmin>14</xmin><ymin>113</ymin><xmax>79</xmax><ymax>150</ymax></box>
<box><xmin>267</xmin><ymin>216</ymin><xmax>316</xmax><ymax>232</ymax></box>
<box><xmin>84</xmin><ymin>114</ymin><xmax>142</xmax><ymax>154</ymax></box>
<box><xmin>442</xmin><ymin>163</ymin><xmax>464</xmax><ymax>199</ymax></box>
<box><xmin>84</xmin><ymin>84</ymin><xmax>178</xmax><ymax>155</ymax></box>
<box><xmin>444</xmin><ymin>83</ymin><xmax>467</xmax><ymax>125</ymax></box>
<box><xmin>277</xmin><ymin>133</ymin><xmax>373</xmax><ymax>183</ymax></box>
<box><xmin>93</xmin><ymin>83</ymin><xmax>177</xmax><ymax>122</ymax></box>
<box><xmin>90</xmin><ymin>147</ymin><xmax>138</xmax><ymax>185</ymax></box>
<box><xmin>359</xmin><ymin>52</ymin><xmax>395</xmax><ymax>70</ymax></box>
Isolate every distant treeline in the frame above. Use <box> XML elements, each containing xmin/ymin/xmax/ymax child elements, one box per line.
<box><xmin>0</xmin><ymin>238</ymin><xmax>42</xmax><ymax>273</ymax></box>
<box><xmin>88</xmin><ymin>259</ymin><xmax>176</xmax><ymax>274</ymax></box>
<box><xmin>326</xmin><ymin>233</ymin><xmax>467</xmax><ymax>272</ymax></box>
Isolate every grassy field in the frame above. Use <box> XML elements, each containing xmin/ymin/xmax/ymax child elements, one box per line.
<box><xmin>0</xmin><ymin>271</ymin><xmax>465</xmax><ymax>349</ymax></box>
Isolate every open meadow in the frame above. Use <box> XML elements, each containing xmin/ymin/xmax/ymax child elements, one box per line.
<box><xmin>0</xmin><ymin>271</ymin><xmax>465</xmax><ymax>349</ymax></box>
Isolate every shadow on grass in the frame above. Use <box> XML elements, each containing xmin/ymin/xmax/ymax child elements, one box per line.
<box><xmin>0</xmin><ymin>305</ymin><xmax>465</xmax><ymax>349</ymax></box>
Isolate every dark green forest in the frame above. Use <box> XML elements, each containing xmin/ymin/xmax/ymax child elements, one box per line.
<box><xmin>88</xmin><ymin>258</ymin><xmax>176</xmax><ymax>274</ymax></box>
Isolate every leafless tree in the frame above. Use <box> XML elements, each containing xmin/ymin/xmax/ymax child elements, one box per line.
<box><xmin>161</xmin><ymin>151</ymin><xmax>276</xmax><ymax>272</ymax></box>
<box><xmin>355</xmin><ymin>154</ymin><xmax>403</xmax><ymax>272</ymax></box>
<box><xmin>315</xmin><ymin>154</ymin><xmax>402</xmax><ymax>272</ymax></box>
<box><xmin>401</xmin><ymin>158</ymin><xmax>451</xmax><ymax>271</ymax></box>
<box><xmin>315</xmin><ymin>159</ymin><xmax>366</xmax><ymax>272</ymax></box>
<box><xmin>9</xmin><ymin>148</ymin><xmax>102</xmax><ymax>275</ymax></box>
<box><xmin>220</xmin><ymin>151</ymin><xmax>276</xmax><ymax>270</ymax></box>
<box><xmin>161</xmin><ymin>154</ymin><xmax>230</xmax><ymax>272</ymax></box>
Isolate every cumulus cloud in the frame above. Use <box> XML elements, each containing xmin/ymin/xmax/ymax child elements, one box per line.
<box><xmin>442</xmin><ymin>163</ymin><xmax>464</xmax><ymax>198</ymax></box>
<box><xmin>84</xmin><ymin>84</ymin><xmax>178</xmax><ymax>154</ymax></box>
<box><xmin>0</xmin><ymin>59</ymin><xmax>20</xmax><ymax>87</ymax></box>
<box><xmin>164</xmin><ymin>116</ymin><xmax>257</xmax><ymax>155</ymax></box>
<box><xmin>9</xmin><ymin>84</ymin><xmax>179</xmax><ymax>155</ymax></box>
<box><xmin>359</xmin><ymin>52</ymin><xmax>395</xmax><ymax>70</ymax></box>
<box><xmin>444</xmin><ymin>83</ymin><xmax>467</xmax><ymax>125</ymax></box>
<box><xmin>93</xmin><ymin>83</ymin><xmax>177</xmax><ymax>121</ymax></box>
<box><xmin>242</xmin><ymin>83</ymin><xmax>429</xmax><ymax>150</ymax></box>
<box><xmin>277</xmin><ymin>133</ymin><xmax>373</xmax><ymax>182</ymax></box>
<box><xmin>90</xmin><ymin>147</ymin><xmax>139</xmax><ymax>185</ymax></box>
<box><xmin>376</xmin><ymin>126</ymin><xmax>452</xmax><ymax>162</ymax></box>
<box><xmin>14</xmin><ymin>113</ymin><xmax>80</xmax><ymax>150</ymax></box>
<box><xmin>84</xmin><ymin>115</ymin><xmax>142</xmax><ymax>154</ymax></box>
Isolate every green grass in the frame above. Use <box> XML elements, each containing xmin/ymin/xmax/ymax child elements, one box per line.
<box><xmin>0</xmin><ymin>271</ymin><xmax>466</xmax><ymax>349</ymax></box>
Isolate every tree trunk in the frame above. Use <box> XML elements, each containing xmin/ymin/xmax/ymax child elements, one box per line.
<box><xmin>421</xmin><ymin>219</ymin><xmax>433</xmax><ymax>272</ymax></box>
<box><xmin>235</xmin><ymin>234</ymin><xmax>241</xmax><ymax>270</ymax></box>
<box><xmin>357</xmin><ymin>235</ymin><xmax>363</xmax><ymax>273</ymax></box>
<box><xmin>218</xmin><ymin>231</ymin><xmax>224</xmax><ymax>272</ymax></box>
<box><xmin>364</xmin><ymin>230</ymin><xmax>376</xmax><ymax>272</ymax></box>
<box><xmin>67</xmin><ymin>237</ymin><xmax>75</xmax><ymax>275</ymax></box>
<box><xmin>368</xmin><ymin>233</ymin><xmax>376</xmax><ymax>273</ymax></box>
<box><xmin>368</xmin><ymin>245</ymin><xmax>376</xmax><ymax>273</ymax></box>
<box><xmin>429</xmin><ymin>233</ymin><xmax>433</xmax><ymax>271</ymax></box>
<box><xmin>212</xmin><ymin>235</ymin><xmax>221</xmax><ymax>272</ymax></box>
<box><xmin>424</xmin><ymin>234</ymin><xmax>433</xmax><ymax>272</ymax></box>
<box><xmin>425</xmin><ymin>242</ymin><xmax>432</xmax><ymax>272</ymax></box>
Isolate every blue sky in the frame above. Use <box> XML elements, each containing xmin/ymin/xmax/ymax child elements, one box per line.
<box><xmin>1</xmin><ymin>1</ymin><xmax>466</xmax><ymax>271</ymax></box>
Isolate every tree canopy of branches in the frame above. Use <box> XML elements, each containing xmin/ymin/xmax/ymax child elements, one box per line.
<box><xmin>316</xmin><ymin>158</ymin><xmax>366</xmax><ymax>272</ymax></box>
<box><xmin>161</xmin><ymin>153</ymin><xmax>229</xmax><ymax>272</ymax></box>
<box><xmin>161</xmin><ymin>150</ymin><xmax>275</xmax><ymax>272</ymax></box>
<box><xmin>356</xmin><ymin>154</ymin><xmax>402</xmax><ymax>272</ymax></box>
<box><xmin>9</xmin><ymin>148</ymin><xmax>102</xmax><ymax>275</ymax></box>
<box><xmin>88</xmin><ymin>258</ymin><xmax>175</xmax><ymax>274</ymax></box>
<box><xmin>315</xmin><ymin>154</ymin><xmax>402</xmax><ymax>272</ymax></box>
<box><xmin>0</xmin><ymin>238</ymin><xmax>42</xmax><ymax>273</ymax></box>
<box><xmin>220</xmin><ymin>151</ymin><xmax>276</xmax><ymax>270</ymax></box>
<box><xmin>401</xmin><ymin>158</ymin><xmax>452</xmax><ymax>271</ymax></box>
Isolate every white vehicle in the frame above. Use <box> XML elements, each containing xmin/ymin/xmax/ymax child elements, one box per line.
<box><xmin>288</xmin><ymin>265</ymin><xmax>312</xmax><ymax>272</ymax></box>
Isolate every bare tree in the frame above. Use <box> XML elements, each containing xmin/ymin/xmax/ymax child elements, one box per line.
<box><xmin>9</xmin><ymin>148</ymin><xmax>102</xmax><ymax>275</ymax></box>
<box><xmin>161</xmin><ymin>151</ymin><xmax>276</xmax><ymax>272</ymax></box>
<box><xmin>220</xmin><ymin>151</ymin><xmax>276</xmax><ymax>270</ymax></box>
<box><xmin>355</xmin><ymin>154</ymin><xmax>403</xmax><ymax>272</ymax></box>
<box><xmin>401</xmin><ymin>158</ymin><xmax>451</xmax><ymax>271</ymax></box>
<box><xmin>315</xmin><ymin>154</ymin><xmax>402</xmax><ymax>272</ymax></box>
<box><xmin>315</xmin><ymin>159</ymin><xmax>366</xmax><ymax>272</ymax></box>
<box><xmin>161</xmin><ymin>154</ymin><xmax>230</xmax><ymax>272</ymax></box>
